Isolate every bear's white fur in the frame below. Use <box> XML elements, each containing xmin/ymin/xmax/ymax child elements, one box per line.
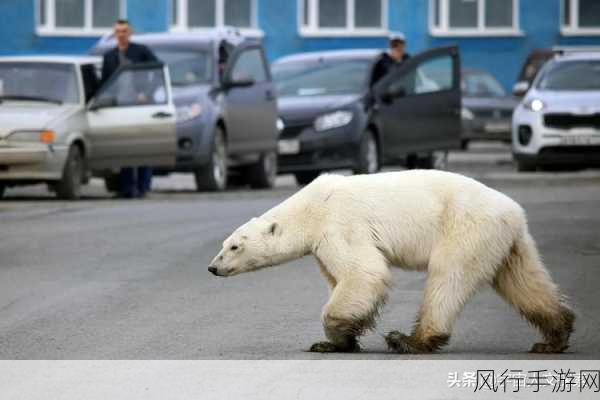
<box><xmin>209</xmin><ymin>170</ymin><xmax>574</xmax><ymax>354</ymax></box>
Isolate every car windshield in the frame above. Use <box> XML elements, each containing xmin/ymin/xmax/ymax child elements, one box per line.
<box><xmin>537</xmin><ymin>60</ymin><xmax>600</xmax><ymax>91</ymax></box>
<box><xmin>273</xmin><ymin>58</ymin><xmax>371</xmax><ymax>97</ymax></box>
<box><xmin>0</xmin><ymin>62</ymin><xmax>79</xmax><ymax>104</ymax></box>
<box><xmin>154</xmin><ymin>49</ymin><xmax>213</xmax><ymax>86</ymax></box>
<box><xmin>462</xmin><ymin>71</ymin><xmax>506</xmax><ymax>97</ymax></box>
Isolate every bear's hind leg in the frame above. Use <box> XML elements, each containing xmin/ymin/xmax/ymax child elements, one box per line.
<box><xmin>493</xmin><ymin>233</ymin><xmax>575</xmax><ymax>353</ymax></box>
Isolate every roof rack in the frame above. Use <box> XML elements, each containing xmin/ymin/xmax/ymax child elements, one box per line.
<box><xmin>552</xmin><ymin>46</ymin><xmax>600</xmax><ymax>54</ymax></box>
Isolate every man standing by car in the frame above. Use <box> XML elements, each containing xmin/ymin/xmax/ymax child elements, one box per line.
<box><xmin>101</xmin><ymin>19</ymin><xmax>158</xmax><ymax>198</ymax></box>
<box><xmin>369</xmin><ymin>32</ymin><xmax>411</xmax><ymax>88</ymax></box>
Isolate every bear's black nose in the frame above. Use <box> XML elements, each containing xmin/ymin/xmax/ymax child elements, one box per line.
<box><xmin>208</xmin><ymin>266</ymin><xmax>218</xmax><ymax>275</ymax></box>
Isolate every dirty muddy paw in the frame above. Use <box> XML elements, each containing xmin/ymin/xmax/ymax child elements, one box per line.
<box><xmin>385</xmin><ymin>331</ymin><xmax>418</xmax><ymax>354</ymax></box>
<box><xmin>309</xmin><ymin>341</ymin><xmax>360</xmax><ymax>353</ymax></box>
<box><xmin>530</xmin><ymin>342</ymin><xmax>568</xmax><ymax>354</ymax></box>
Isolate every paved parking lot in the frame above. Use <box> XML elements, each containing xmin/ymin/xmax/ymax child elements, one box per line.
<box><xmin>1</xmin><ymin>142</ymin><xmax>599</xmax><ymax>359</ymax></box>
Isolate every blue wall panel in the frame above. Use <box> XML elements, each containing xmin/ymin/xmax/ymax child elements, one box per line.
<box><xmin>1</xmin><ymin>0</ymin><xmax>599</xmax><ymax>89</ymax></box>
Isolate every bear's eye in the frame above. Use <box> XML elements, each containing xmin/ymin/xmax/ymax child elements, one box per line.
<box><xmin>230</xmin><ymin>245</ymin><xmax>239</xmax><ymax>251</ymax></box>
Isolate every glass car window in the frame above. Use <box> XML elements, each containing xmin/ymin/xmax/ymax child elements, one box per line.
<box><xmin>388</xmin><ymin>55</ymin><xmax>452</xmax><ymax>96</ymax></box>
<box><xmin>462</xmin><ymin>71</ymin><xmax>506</xmax><ymax>97</ymax></box>
<box><xmin>154</xmin><ymin>49</ymin><xmax>212</xmax><ymax>86</ymax></box>
<box><xmin>231</xmin><ymin>48</ymin><xmax>267</xmax><ymax>83</ymax></box>
<box><xmin>537</xmin><ymin>60</ymin><xmax>600</xmax><ymax>91</ymax></box>
<box><xmin>273</xmin><ymin>59</ymin><xmax>371</xmax><ymax>97</ymax></box>
<box><xmin>0</xmin><ymin>62</ymin><xmax>79</xmax><ymax>104</ymax></box>
<box><xmin>81</xmin><ymin>64</ymin><xmax>100</xmax><ymax>102</ymax></box>
<box><xmin>95</xmin><ymin>66</ymin><xmax>168</xmax><ymax>107</ymax></box>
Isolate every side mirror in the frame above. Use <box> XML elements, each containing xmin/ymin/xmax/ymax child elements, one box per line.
<box><xmin>512</xmin><ymin>81</ymin><xmax>530</xmax><ymax>97</ymax></box>
<box><xmin>89</xmin><ymin>96</ymin><xmax>117</xmax><ymax>111</ymax></box>
<box><xmin>222</xmin><ymin>78</ymin><xmax>256</xmax><ymax>90</ymax></box>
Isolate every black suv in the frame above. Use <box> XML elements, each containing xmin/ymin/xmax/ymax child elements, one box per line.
<box><xmin>92</xmin><ymin>29</ymin><xmax>278</xmax><ymax>191</ymax></box>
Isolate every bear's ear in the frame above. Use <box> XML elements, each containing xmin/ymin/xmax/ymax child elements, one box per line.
<box><xmin>268</xmin><ymin>221</ymin><xmax>281</xmax><ymax>236</ymax></box>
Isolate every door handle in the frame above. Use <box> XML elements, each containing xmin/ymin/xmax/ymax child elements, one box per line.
<box><xmin>152</xmin><ymin>111</ymin><xmax>173</xmax><ymax>119</ymax></box>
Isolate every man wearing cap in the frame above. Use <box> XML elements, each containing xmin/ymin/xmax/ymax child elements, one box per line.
<box><xmin>369</xmin><ymin>32</ymin><xmax>411</xmax><ymax>88</ymax></box>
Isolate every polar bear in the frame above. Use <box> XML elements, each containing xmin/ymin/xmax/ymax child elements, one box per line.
<box><xmin>208</xmin><ymin>170</ymin><xmax>574</xmax><ymax>354</ymax></box>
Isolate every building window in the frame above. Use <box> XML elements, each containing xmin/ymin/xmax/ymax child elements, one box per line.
<box><xmin>37</xmin><ymin>0</ymin><xmax>126</xmax><ymax>36</ymax></box>
<box><xmin>299</xmin><ymin>0</ymin><xmax>388</xmax><ymax>37</ymax></box>
<box><xmin>171</xmin><ymin>0</ymin><xmax>260</xmax><ymax>34</ymax></box>
<box><xmin>430</xmin><ymin>0</ymin><xmax>521</xmax><ymax>36</ymax></box>
<box><xmin>562</xmin><ymin>0</ymin><xmax>600</xmax><ymax>35</ymax></box>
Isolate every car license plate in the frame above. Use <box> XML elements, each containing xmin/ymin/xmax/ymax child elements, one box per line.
<box><xmin>560</xmin><ymin>135</ymin><xmax>600</xmax><ymax>145</ymax></box>
<box><xmin>278</xmin><ymin>139</ymin><xmax>300</xmax><ymax>155</ymax></box>
<box><xmin>484</xmin><ymin>122</ymin><xmax>510</xmax><ymax>133</ymax></box>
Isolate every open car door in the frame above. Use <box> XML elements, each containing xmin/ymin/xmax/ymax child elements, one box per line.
<box><xmin>86</xmin><ymin>62</ymin><xmax>176</xmax><ymax>170</ymax></box>
<box><xmin>373</xmin><ymin>46</ymin><xmax>461</xmax><ymax>162</ymax></box>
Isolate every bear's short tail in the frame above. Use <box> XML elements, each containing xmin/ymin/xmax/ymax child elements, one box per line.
<box><xmin>493</xmin><ymin>231</ymin><xmax>575</xmax><ymax>353</ymax></box>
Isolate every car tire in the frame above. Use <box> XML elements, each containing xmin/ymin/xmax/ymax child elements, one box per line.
<box><xmin>353</xmin><ymin>130</ymin><xmax>379</xmax><ymax>175</ymax></box>
<box><xmin>417</xmin><ymin>151</ymin><xmax>449</xmax><ymax>170</ymax></box>
<box><xmin>195</xmin><ymin>127</ymin><xmax>228</xmax><ymax>192</ymax></box>
<box><xmin>104</xmin><ymin>173</ymin><xmax>120</xmax><ymax>193</ymax></box>
<box><xmin>0</xmin><ymin>183</ymin><xmax>5</xmax><ymax>199</ymax></box>
<box><xmin>294</xmin><ymin>171</ymin><xmax>321</xmax><ymax>186</ymax></box>
<box><xmin>248</xmin><ymin>151</ymin><xmax>277</xmax><ymax>189</ymax></box>
<box><xmin>517</xmin><ymin>160</ymin><xmax>537</xmax><ymax>172</ymax></box>
<box><xmin>461</xmin><ymin>139</ymin><xmax>469</xmax><ymax>150</ymax></box>
<box><xmin>56</xmin><ymin>145</ymin><xmax>84</xmax><ymax>200</ymax></box>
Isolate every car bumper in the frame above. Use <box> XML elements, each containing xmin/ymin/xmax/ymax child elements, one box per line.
<box><xmin>512</xmin><ymin>107</ymin><xmax>600</xmax><ymax>166</ymax></box>
<box><xmin>0</xmin><ymin>144</ymin><xmax>67</xmax><ymax>181</ymax></box>
<box><xmin>462</xmin><ymin>117</ymin><xmax>512</xmax><ymax>141</ymax></box>
<box><xmin>277</xmin><ymin>123</ymin><xmax>360</xmax><ymax>173</ymax></box>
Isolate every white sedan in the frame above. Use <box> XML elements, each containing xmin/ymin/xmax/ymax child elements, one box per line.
<box><xmin>512</xmin><ymin>52</ymin><xmax>600</xmax><ymax>171</ymax></box>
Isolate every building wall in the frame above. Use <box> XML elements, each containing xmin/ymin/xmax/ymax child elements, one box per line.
<box><xmin>1</xmin><ymin>0</ymin><xmax>599</xmax><ymax>89</ymax></box>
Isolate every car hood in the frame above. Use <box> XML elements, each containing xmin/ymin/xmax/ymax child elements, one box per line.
<box><xmin>277</xmin><ymin>94</ymin><xmax>362</xmax><ymax>123</ymax></box>
<box><xmin>462</xmin><ymin>96</ymin><xmax>518</xmax><ymax>110</ymax></box>
<box><xmin>172</xmin><ymin>84</ymin><xmax>212</xmax><ymax>106</ymax></box>
<box><xmin>0</xmin><ymin>103</ymin><xmax>79</xmax><ymax>139</ymax></box>
<box><xmin>527</xmin><ymin>90</ymin><xmax>600</xmax><ymax>111</ymax></box>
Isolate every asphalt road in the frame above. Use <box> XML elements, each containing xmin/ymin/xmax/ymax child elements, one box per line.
<box><xmin>1</xmin><ymin>143</ymin><xmax>600</xmax><ymax>359</ymax></box>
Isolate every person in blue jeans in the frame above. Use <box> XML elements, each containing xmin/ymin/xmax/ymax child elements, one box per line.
<box><xmin>101</xmin><ymin>19</ymin><xmax>158</xmax><ymax>198</ymax></box>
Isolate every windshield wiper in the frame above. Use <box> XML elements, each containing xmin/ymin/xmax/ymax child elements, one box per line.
<box><xmin>0</xmin><ymin>95</ymin><xmax>63</xmax><ymax>105</ymax></box>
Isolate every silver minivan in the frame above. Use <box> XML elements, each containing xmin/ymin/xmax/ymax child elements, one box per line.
<box><xmin>0</xmin><ymin>55</ymin><xmax>177</xmax><ymax>199</ymax></box>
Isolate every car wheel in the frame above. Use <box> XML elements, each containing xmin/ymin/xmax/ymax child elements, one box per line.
<box><xmin>195</xmin><ymin>127</ymin><xmax>227</xmax><ymax>192</ymax></box>
<box><xmin>517</xmin><ymin>160</ymin><xmax>537</xmax><ymax>172</ymax></box>
<box><xmin>104</xmin><ymin>173</ymin><xmax>120</xmax><ymax>193</ymax></box>
<box><xmin>56</xmin><ymin>145</ymin><xmax>84</xmax><ymax>200</ymax></box>
<box><xmin>0</xmin><ymin>183</ymin><xmax>5</xmax><ymax>199</ymax></box>
<box><xmin>353</xmin><ymin>131</ymin><xmax>379</xmax><ymax>175</ymax></box>
<box><xmin>294</xmin><ymin>171</ymin><xmax>321</xmax><ymax>186</ymax></box>
<box><xmin>248</xmin><ymin>151</ymin><xmax>277</xmax><ymax>189</ymax></box>
<box><xmin>418</xmin><ymin>151</ymin><xmax>449</xmax><ymax>170</ymax></box>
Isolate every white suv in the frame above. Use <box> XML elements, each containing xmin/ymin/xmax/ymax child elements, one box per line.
<box><xmin>512</xmin><ymin>52</ymin><xmax>600</xmax><ymax>171</ymax></box>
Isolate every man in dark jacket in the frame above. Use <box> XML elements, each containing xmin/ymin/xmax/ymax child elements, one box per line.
<box><xmin>369</xmin><ymin>32</ymin><xmax>411</xmax><ymax>88</ymax></box>
<box><xmin>101</xmin><ymin>19</ymin><xmax>158</xmax><ymax>198</ymax></box>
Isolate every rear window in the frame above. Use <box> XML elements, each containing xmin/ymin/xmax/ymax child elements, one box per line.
<box><xmin>153</xmin><ymin>48</ymin><xmax>213</xmax><ymax>86</ymax></box>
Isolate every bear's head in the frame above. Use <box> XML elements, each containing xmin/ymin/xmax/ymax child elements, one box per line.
<box><xmin>208</xmin><ymin>217</ymin><xmax>295</xmax><ymax>277</ymax></box>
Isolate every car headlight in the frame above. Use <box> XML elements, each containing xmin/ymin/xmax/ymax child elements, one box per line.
<box><xmin>314</xmin><ymin>111</ymin><xmax>353</xmax><ymax>132</ymax></box>
<box><xmin>277</xmin><ymin>118</ymin><xmax>285</xmax><ymax>133</ymax></box>
<box><xmin>523</xmin><ymin>98</ymin><xmax>546</xmax><ymax>112</ymax></box>
<box><xmin>176</xmin><ymin>103</ymin><xmax>203</xmax><ymax>123</ymax></box>
<box><xmin>461</xmin><ymin>107</ymin><xmax>474</xmax><ymax>121</ymax></box>
<box><xmin>8</xmin><ymin>130</ymin><xmax>55</xmax><ymax>144</ymax></box>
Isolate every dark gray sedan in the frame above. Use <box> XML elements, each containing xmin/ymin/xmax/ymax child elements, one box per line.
<box><xmin>461</xmin><ymin>68</ymin><xmax>518</xmax><ymax>149</ymax></box>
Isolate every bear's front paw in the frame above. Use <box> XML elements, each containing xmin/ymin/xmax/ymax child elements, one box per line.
<box><xmin>309</xmin><ymin>341</ymin><xmax>360</xmax><ymax>353</ymax></box>
<box><xmin>385</xmin><ymin>331</ymin><xmax>418</xmax><ymax>354</ymax></box>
